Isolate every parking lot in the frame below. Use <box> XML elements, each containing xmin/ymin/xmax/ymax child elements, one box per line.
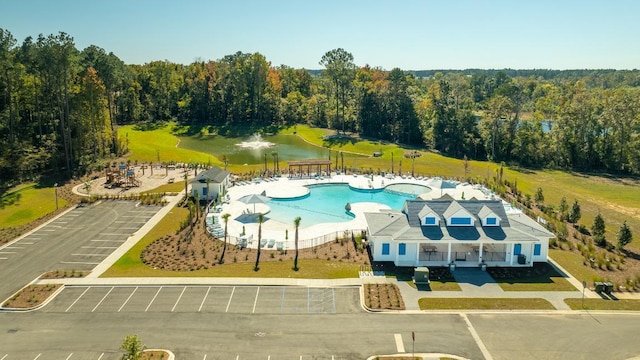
<box><xmin>44</xmin><ymin>285</ymin><xmax>362</xmax><ymax>314</ymax></box>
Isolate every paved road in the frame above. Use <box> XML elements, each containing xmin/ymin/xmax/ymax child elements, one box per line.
<box><xmin>0</xmin><ymin>201</ymin><xmax>159</xmax><ymax>301</ymax></box>
<box><xmin>2</xmin><ymin>306</ymin><xmax>640</xmax><ymax>359</ymax></box>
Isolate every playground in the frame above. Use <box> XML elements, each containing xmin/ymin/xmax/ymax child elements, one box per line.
<box><xmin>74</xmin><ymin>163</ymin><xmax>193</xmax><ymax>197</ymax></box>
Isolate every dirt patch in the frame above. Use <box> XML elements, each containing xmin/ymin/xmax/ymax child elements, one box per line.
<box><xmin>141</xmin><ymin>219</ymin><xmax>370</xmax><ymax>271</ymax></box>
<box><xmin>2</xmin><ymin>284</ymin><xmax>61</xmax><ymax>309</ymax></box>
<box><xmin>364</xmin><ymin>283</ymin><xmax>405</xmax><ymax>310</ymax></box>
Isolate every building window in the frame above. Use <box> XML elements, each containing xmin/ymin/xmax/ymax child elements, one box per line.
<box><xmin>424</xmin><ymin>217</ymin><xmax>436</xmax><ymax>225</ymax></box>
<box><xmin>514</xmin><ymin>243</ymin><xmax>522</xmax><ymax>255</ymax></box>
<box><xmin>399</xmin><ymin>243</ymin><xmax>406</xmax><ymax>255</ymax></box>
<box><xmin>450</xmin><ymin>217</ymin><xmax>472</xmax><ymax>225</ymax></box>
<box><xmin>486</xmin><ymin>217</ymin><xmax>496</xmax><ymax>225</ymax></box>
<box><xmin>534</xmin><ymin>244</ymin><xmax>541</xmax><ymax>256</ymax></box>
<box><xmin>382</xmin><ymin>243</ymin><xmax>390</xmax><ymax>255</ymax></box>
<box><xmin>202</xmin><ymin>187</ymin><xmax>208</xmax><ymax>197</ymax></box>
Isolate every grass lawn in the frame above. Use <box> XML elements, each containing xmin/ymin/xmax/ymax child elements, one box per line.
<box><xmin>118</xmin><ymin>123</ymin><xmax>220</xmax><ymax>164</ymax></box>
<box><xmin>142</xmin><ymin>181</ymin><xmax>186</xmax><ymax>194</ymax></box>
<box><xmin>565</xmin><ymin>298</ymin><xmax>640</xmax><ymax>311</ymax></box>
<box><xmin>0</xmin><ymin>183</ymin><xmax>67</xmax><ymax>229</ymax></box>
<box><xmin>102</xmin><ymin>204</ymin><xmax>360</xmax><ymax>278</ymax></box>
<box><xmin>487</xmin><ymin>262</ymin><xmax>578</xmax><ymax>291</ymax></box>
<box><xmin>418</xmin><ymin>297</ymin><xmax>556</xmax><ymax>310</ymax></box>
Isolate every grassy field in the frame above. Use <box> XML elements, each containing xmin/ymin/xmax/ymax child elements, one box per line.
<box><xmin>418</xmin><ymin>297</ymin><xmax>556</xmax><ymax>310</ymax></box>
<box><xmin>565</xmin><ymin>298</ymin><xmax>640</xmax><ymax>311</ymax></box>
<box><xmin>549</xmin><ymin>249</ymin><xmax>601</xmax><ymax>283</ymax></box>
<box><xmin>0</xmin><ymin>183</ymin><xmax>67</xmax><ymax>229</ymax></box>
<box><xmin>102</xmin><ymin>203</ymin><xmax>360</xmax><ymax>278</ymax></box>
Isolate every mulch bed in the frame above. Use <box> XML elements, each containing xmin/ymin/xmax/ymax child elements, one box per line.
<box><xmin>141</xmin><ymin>219</ymin><xmax>370</xmax><ymax>271</ymax></box>
<box><xmin>486</xmin><ymin>262</ymin><xmax>557</xmax><ymax>280</ymax></box>
<box><xmin>2</xmin><ymin>284</ymin><xmax>61</xmax><ymax>308</ymax></box>
<box><xmin>364</xmin><ymin>283</ymin><xmax>405</xmax><ymax>310</ymax></box>
<box><xmin>40</xmin><ymin>270</ymin><xmax>89</xmax><ymax>279</ymax></box>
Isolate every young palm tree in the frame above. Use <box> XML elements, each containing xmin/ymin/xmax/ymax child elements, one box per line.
<box><xmin>219</xmin><ymin>213</ymin><xmax>231</xmax><ymax>264</ymax></box>
<box><xmin>254</xmin><ymin>213</ymin><xmax>264</xmax><ymax>271</ymax></box>
<box><xmin>293</xmin><ymin>216</ymin><xmax>301</xmax><ymax>271</ymax></box>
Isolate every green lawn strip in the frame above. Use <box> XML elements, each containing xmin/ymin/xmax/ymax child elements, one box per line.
<box><xmin>0</xmin><ymin>183</ymin><xmax>67</xmax><ymax>229</ymax></box>
<box><xmin>118</xmin><ymin>123</ymin><xmax>219</xmax><ymax>164</ymax></box>
<box><xmin>549</xmin><ymin>249</ymin><xmax>601</xmax><ymax>284</ymax></box>
<box><xmin>102</xmin><ymin>203</ymin><xmax>359</xmax><ymax>279</ymax></box>
<box><xmin>418</xmin><ymin>297</ymin><xmax>556</xmax><ymax>310</ymax></box>
<box><xmin>565</xmin><ymin>298</ymin><xmax>640</xmax><ymax>311</ymax></box>
<box><xmin>490</xmin><ymin>266</ymin><xmax>578</xmax><ymax>292</ymax></box>
<box><xmin>141</xmin><ymin>181</ymin><xmax>186</xmax><ymax>194</ymax></box>
<box><xmin>406</xmin><ymin>281</ymin><xmax>462</xmax><ymax>291</ymax></box>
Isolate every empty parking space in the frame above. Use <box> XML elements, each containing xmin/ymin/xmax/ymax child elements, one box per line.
<box><xmin>43</xmin><ymin>285</ymin><xmax>361</xmax><ymax>314</ymax></box>
<box><xmin>0</xmin><ymin>351</ymin><xmax>119</xmax><ymax>359</ymax></box>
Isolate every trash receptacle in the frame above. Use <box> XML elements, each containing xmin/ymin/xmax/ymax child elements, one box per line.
<box><xmin>604</xmin><ymin>282</ymin><xmax>614</xmax><ymax>294</ymax></box>
<box><xmin>449</xmin><ymin>262</ymin><xmax>456</xmax><ymax>272</ymax></box>
<box><xmin>480</xmin><ymin>263</ymin><xmax>487</xmax><ymax>271</ymax></box>
<box><xmin>595</xmin><ymin>281</ymin><xmax>604</xmax><ymax>293</ymax></box>
<box><xmin>517</xmin><ymin>254</ymin><xmax>526</xmax><ymax>265</ymax></box>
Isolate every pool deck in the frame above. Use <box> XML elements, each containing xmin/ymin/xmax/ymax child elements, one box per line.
<box><xmin>216</xmin><ymin>174</ymin><xmax>495</xmax><ymax>250</ymax></box>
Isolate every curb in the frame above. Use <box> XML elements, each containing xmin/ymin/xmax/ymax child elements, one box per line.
<box><xmin>366</xmin><ymin>353</ymin><xmax>470</xmax><ymax>360</ymax></box>
<box><xmin>144</xmin><ymin>349</ymin><xmax>175</xmax><ymax>360</ymax></box>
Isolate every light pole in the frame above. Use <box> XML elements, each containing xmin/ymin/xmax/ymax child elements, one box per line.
<box><xmin>53</xmin><ymin>183</ymin><xmax>58</xmax><ymax>210</ymax></box>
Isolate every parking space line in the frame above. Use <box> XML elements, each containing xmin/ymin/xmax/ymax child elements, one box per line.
<box><xmin>61</xmin><ymin>261</ymin><xmax>100</xmax><ymax>265</ymax></box>
<box><xmin>203</xmin><ymin>355</ymin><xmax>207</xmax><ymax>360</ymax></box>
<box><xmin>91</xmin><ymin>239</ymin><xmax>122</xmax><ymax>242</ymax></box>
<box><xmin>81</xmin><ymin>246</ymin><xmax>119</xmax><ymax>249</ymax></box>
<box><xmin>0</xmin><ymin>252</ymin><xmax>16</xmax><ymax>254</ymax></box>
<box><xmin>4</xmin><ymin>246</ymin><xmax>24</xmax><ymax>249</ymax></box>
<box><xmin>65</xmin><ymin>353</ymin><xmax>73</xmax><ymax>359</ymax></box>
<box><xmin>226</xmin><ymin>287</ymin><xmax>235</xmax><ymax>313</ymax></box>
<box><xmin>198</xmin><ymin>286</ymin><xmax>211</xmax><ymax>312</ymax></box>
<box><xmin>20</xmin><ymin>242</ymin><xmax>34</xmax><ymax>245</ymax></box>
<box><xmin>171</xmin><ymin>286</ymin><xmax>187</xmax><ymax>312</ymax></box>
<box><xmin>461</xmin><ymin>314</ymin><xmax>493</xmax><ymax>360</ymax></box>
<box><xmin>394</xmin><ymin>333</ymin><xmax>405</xmax><ymax>353</ymax></box>
<box><xmin>66</xmin><ymin>287</ymin><xmax>90</xmax><ymax>312</ymax></box>
<box><xmin>119</xmin><ymin>287</ymin><xmax>138</xmax><ymax>312</ymax></box>
<box><xmin>33</xmin><ymin>354</ymin><xmax>41</xmax><ymax>360</ymax></box>
<box><xmin>332</xmin><ymin>288</ymin><xmax>336</xmax><ymax>313</ymax></box>
<box><xmin>72</xmin><ymin>253</ymin><xmax>106</xmax><ymax>257</ymax></box>
<box><xmin>92</xmin><ymin>286</ymin><xmax>114</xmax><ymax>312</ymax></box>
<box><xmin>252</xmin><ymin>287</ymin><xmax>260</xmax><ymax>313</ymax></box>
<box><xmin>97</xmin><ymin>353</ymin><xmax>104</xmax><ymax>360</ymax></box>
<box><xmin>146</xmin><ymin>287</ymin><xmax>162</xmax><ymax>312</ymax></box>
<box><xmin>0</xmin><ymin>258</ymin><xmax>7</xmax><ymax>260</ymax></box>
<box><xmin>1</xmin><ymin>354</ymin><xmax>7</xmax><ymax>360</ymax></box>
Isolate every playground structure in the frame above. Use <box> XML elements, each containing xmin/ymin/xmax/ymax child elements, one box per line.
<box><xmin>105</xmin><ymin>163</ymin><xmax>141</xmax><ymax>188</ymax></box>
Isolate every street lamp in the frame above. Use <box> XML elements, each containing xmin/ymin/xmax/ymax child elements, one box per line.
<box><xmin>53</xmin><ymin>183</ymin><xmax>58</xmax><ymax>210</ymax></box>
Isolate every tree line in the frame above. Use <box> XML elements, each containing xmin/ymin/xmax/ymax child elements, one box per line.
<box><xmin>2</xmin><ymin>28</ymin><xmax>640</xmax><ymax>185</ymax></box>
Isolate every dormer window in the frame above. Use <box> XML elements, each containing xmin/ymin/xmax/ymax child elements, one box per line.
<box><xmin>478</xmin><ymin>205</ymin><xmax>501</xmax><ymax>227</ymax></box>
<box><xmin>444</xmin><ymin>201</ymin><xmax>475</xmax><ymax>227</ymax></box>
<box><xmin>418</xmin><ymin>204</ymin><xmax>440</xmax><ymax>226</ymax></box>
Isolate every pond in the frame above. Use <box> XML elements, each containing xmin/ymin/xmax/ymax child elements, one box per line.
<box><xmin>178</xmin><ymin>133</ymin><xmax>366</xmax><ymax>165</ymax></box>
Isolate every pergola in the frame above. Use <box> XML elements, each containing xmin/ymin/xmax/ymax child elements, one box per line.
<box><xmin>288</xmin><ymin>160</ymin><xmax>332</xmax><ymax>178</ymax></box>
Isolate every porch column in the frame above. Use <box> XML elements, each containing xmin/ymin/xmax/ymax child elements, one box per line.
<box><xmin>509</xmin><ymin>243</ymin><xmax>514</xmax><ymax>265</ymax></box>
<box><xmin>447</xmin><ymin>243</ymin><xmax>452</xmax><ymax>263</ymax></box>
<box><xmin>478</xmin><ymin>242</ymin><xmax>483</xmax><ymax>264</ymax></box>
<box><xmin>416</xmin><ymin>243</ymin><xmax>420</xmax><ymax>265</ymax></box>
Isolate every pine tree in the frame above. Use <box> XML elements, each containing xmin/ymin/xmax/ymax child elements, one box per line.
<box><xmin>617</xmin><ymin>221</ymin><xmax>633</xmax><ymax>251</ymax></box>
<box><xmin>591</xmin><ymin>213</ymin><xmax>606</xmax><ymax>247</ymax></box>
<box><xmin>558</xmin><ymin>197</ymin><xmax>568</xmax><ymax>221</ymax></box>
<box><xmin>534</xmin><ymin>187</ymin><xmax>544</xmax><ymax>205</ymax></box>
<box><xmin>568</xmin><ymin>199</ymin><xmax>581</xmax><ymax>224</ymax></box>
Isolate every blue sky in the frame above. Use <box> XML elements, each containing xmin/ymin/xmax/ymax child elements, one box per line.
<box><xmin>2</xmin><ymin>0</ymin><xmax>639</xmax><ymax>70</ymax></box>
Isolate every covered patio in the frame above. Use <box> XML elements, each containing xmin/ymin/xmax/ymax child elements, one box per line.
<box><xmin>287</xmin><ymin>160</ymin><xmax>332</xmax><ymax>178</ymax></box>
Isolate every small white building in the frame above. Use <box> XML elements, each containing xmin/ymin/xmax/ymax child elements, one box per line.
<box><xmin>364</xmin><ymin>199</ymin><xmax>554</xmax><ymax>268</ymax></box>
<box><xmin>190</xmin><ymin>167</ymin><xmax>231</xmax><ymax>201</ymax></box>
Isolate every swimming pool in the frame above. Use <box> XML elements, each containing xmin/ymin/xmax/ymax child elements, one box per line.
<box><xmin>266</xmin><ymin>183</ymin><xmax>431</xmax><ymax>228</ymax></box>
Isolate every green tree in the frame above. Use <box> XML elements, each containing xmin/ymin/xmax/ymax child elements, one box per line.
<box><xmin>219</xmin><ymin>213</ymin><xmax>230</xmax><ymax>264</ymax></box>
<box><xmin>568</xmin><ymin>199</ymin><xmax>581</xmax><ymax>224</ymax></box>
<box><xmin>254</xmin><ymin>213</ymin><xmax>264</xmax><ymax>271</ymax></box>
<box><xmin>319</xmin><ymin>48</ymin><xmax>355</xmax><ymax>133</ymax></box>
<box><xmin>591</xmin><ymin>213</ymin><xmax>606</xmax><ymax>247</ymax></box>
<box><xmin>558</xmin><ymin>197</ymin><xmax>568</xmax><ymax>221</ymax></box>
<box><xmin>617</xmin><ymin>221</ymin><xmax>633</xmax><ymax>250</ymax></box>
<box><xmin>534</xmin><ymin>187</ymin><xmax>544</xmax><ymax>205</ymax></box>
<box><xmin>120</xmin><ymin>334</ymin><xmax>145</xmax><ymax>360</ymax></box>
<box><xmin>293</xmin><ymin>216</ymin><xmax>301</xmax><ymax>271</ymax></box>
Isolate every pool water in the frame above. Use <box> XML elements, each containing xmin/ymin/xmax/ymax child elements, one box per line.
<box><xmin>266</xmin><ymin>183</ymin><xmax>431</xmax><ymax>228</ymax></box>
